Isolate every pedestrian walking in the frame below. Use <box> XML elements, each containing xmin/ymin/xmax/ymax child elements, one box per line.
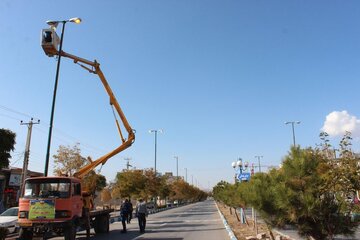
<box><xmin>127</xmin><ymin>201</ymin><xmax>133</xmax><ymax>224</ymax></box>
<box><xmin>135</xmin><ymin>198</ymin><xmax>148</xmax><ymax>233</ymax></box>
<box><xmin>82</xmin><ymin>191</ymin><xmax>94</xmax><ymax>239</ymax></box>
<box><xmin>120</xmin><ymin>199</ymin><xmax>131</xmax><ymax>233</ymax></box>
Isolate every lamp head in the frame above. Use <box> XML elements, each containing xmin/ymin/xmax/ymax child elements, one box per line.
<box><xmin>236</xmin><ymin>160</ymin><xmax>242</xmax><ymax>167</ymax></box>
<box><xmin>46</xmin><ymin>20</ymin><xmax>59</xmax><ymax>29</ymax></box>
<box><xmin>285</xmin><ymin>121</ymin><xmax>301</xmax><ymax>125</ymax></box>
<box><xmin>149</xmin><ymin>129</ymin><xmax>163</xmax><ymax>133</ymax></box>
<box><xmin>46</xmin><ymin>17</ymin><xmax>81</xmax><ymax>29</ymax></box>
<box><xmin>69</xmin><ymin>17</ymin><xmax>82</xmax><ymax>24</ymax></box>
<box><xmin>231</xmin><ymin>162</ymin><xmax>236</xmax><ymax>168</ymax></box>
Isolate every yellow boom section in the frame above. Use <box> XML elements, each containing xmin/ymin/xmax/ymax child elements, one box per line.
<box><xmin>59</xmin><ymin>51</ymin><xmax>135</xmax><ymax>179</ymax></box>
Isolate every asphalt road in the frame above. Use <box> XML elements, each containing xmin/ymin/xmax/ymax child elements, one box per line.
<box><xmin>8</xmin><ymin>199</ymin><xmax>229</xmax><ymax>240</ymax></box>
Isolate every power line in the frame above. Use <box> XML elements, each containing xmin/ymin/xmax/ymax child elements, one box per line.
<box><xmin>0</xmin><ymin>104</ymin><xmax>39</xmax><ymax>121</ymax></box>
<box><xmin>0</xmin><ymin>104</ymin><xmax>122</xmax><ymax>162</ymax></box>
<box><xmin>0</xmin><ymin>113</ymin><xmax>22</xmax><ymax>122</ymax></box>
<box><xmin>0</xmin><ymin>105</ymin><xmax>109</xmax><ymax>154</ymax></box>
<box><xmin>33</xmin><ymin>125</ymin><xmax>108</xmax><ymax>156</ymax></box>
<box><xmin>10</xmin><ymin>151</ymin><xmax>24</xmax><ymax>167</ymax></box>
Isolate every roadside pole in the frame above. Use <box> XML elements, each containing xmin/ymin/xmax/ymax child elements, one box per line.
<box><xmin>20</xmin><ymin>118</ymin><xmax>40</xmax><ymax>193</ymax></box>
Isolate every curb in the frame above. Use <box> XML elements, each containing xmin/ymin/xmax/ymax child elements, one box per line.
<box><xmin>273</xmin><ymin>229</ymin><xmax>297</xmax><ymax>240</ymax></box>
<box><xmin>273</xmin><ymin>230</ymin><xmax>292</xmax><ymax>240</ymax></box>
<box><xmin>215</xmin><ymin>202</ymin><xmax>238</xmax><ymax>240</ymax></box>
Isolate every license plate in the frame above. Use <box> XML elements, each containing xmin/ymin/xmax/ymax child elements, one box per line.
<box><xmin>19</xmin><ymin>222</ymin><xmax>33</xmax><ymax>227</ymax></box>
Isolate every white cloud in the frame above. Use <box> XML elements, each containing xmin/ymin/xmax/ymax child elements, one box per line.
<box><xmin>321</xmin><ymin>111</ymin><xmax>360</xmax><ymax>137</ymax></box>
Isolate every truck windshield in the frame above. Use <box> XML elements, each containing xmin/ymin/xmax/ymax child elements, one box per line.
<box><xmin>23</xmin><ymin>179</ymin><xmax>71</xmax><ymax>199</ymax></box>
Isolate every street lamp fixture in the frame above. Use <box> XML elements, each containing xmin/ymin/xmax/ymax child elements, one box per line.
<box><xmin>149</xmin><ymin>129</ymin><xmax>163</xmax><ymax>175</ymax></box>
<box><xmin>232</xmin><ymin>158</ymin><xmax>248</xmax><ymax>183</ymax></box>
<box><xmin>42</xmin><ymin>17</ymin><xmax>82</xmax><ymax>177</ymax></box>
<box><xmin>285</xmin><ymin>121</ymin><xmax>301</xmax><ymax>146</ymax></box>
<box><xmin>46</xmin><ymin>17</ymin><xmax>82</xmax><ymax>28</ymax></box>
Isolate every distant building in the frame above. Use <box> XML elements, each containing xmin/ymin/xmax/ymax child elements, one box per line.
<box><xmin>0</xmin><ymin>167</ymin><xmax>43</xmax><ymax>209</ymax></box>
<box><xmin>163</xmin><ymin>172</ymin><xmax>179</xmax><ymax>184</ymax></box>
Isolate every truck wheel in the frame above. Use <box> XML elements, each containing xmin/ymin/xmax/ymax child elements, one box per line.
<box><xmin>19</xmin><ymin>228</ymin><xmax>33</xmax><ymax>240</ymax></box>
<box><xmin>94</xmin><ymin>215</ymin><xmax>109</xmax><ymax>233</ymax></box>
<box><xmin>64</xmin><ymin>223</ymin><xmax>76</xmax><ymax>240</ymax></box>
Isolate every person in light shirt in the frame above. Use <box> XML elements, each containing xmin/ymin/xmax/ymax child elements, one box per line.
<box><xmin>135</xmin><ymin>198</ymin><xmax>148</xmax><ymax>233</ymax></box>
<box><xmin>82</xmin><ymin>191</ymin><xmax>94</xmax><ymax>239</ymax></box>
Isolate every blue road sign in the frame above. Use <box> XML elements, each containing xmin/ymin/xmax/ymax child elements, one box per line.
<box><xmin>237</xmin><ymin>172</ymin><xmax>251</xmax><ymax>182</ymax></box>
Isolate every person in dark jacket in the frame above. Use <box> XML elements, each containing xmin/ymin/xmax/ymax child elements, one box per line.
<box><xmin>120</xmin><ymin>199</ymin><xmax>131</xmax><ymax>233</ymax></box>
<box><xmin>127</xmin><ymin>201</ymin><xmax>133</xmax><ymax>223</ymax></box>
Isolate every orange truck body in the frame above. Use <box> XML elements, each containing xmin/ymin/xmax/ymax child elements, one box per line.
<box><xmin>18</xmin><ymin>176</ymin><xmax>112</xmax><ymax>239</ymax></box>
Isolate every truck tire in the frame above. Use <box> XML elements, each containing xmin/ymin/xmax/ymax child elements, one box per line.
<box><xmin>19</xmin><ymin>228</ymin><xmax>33</xmax><ymax>240</ymax></box>
<box><xmin>94</xmin><ymin>215</ymin><xmax>109</xmax><ymax>233</ymax></box>
<box><xmin>64</xmin><ymin>223</ymin><xmax>76</xmax><ymax>240</ymax></box>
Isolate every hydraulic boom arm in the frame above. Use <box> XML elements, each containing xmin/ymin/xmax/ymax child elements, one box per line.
<box><xmin>58</xmin><ymin>50</ymin><xmax>135</xmax><ymax>179</ymax></box>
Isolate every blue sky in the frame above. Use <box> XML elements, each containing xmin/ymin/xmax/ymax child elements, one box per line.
<box><xmin>1</xmin><ymin>0</ymin><xmax>360</xmax><ymax>189</ymax></box>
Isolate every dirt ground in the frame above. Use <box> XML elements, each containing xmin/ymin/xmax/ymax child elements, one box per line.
<box><xmin>216</xmin><ymin>202</ymin><xmax>285</xmax><ymax>240</ymax></box>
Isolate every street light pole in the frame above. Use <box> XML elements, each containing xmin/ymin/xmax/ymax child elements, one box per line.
<box><xmin>232</xmin><ymin>158</ymin><xmax>248</xmax><ymax>183</ymax></box>
<box><xmin>285</xmin><ymin>121</ymin><xmax>301</xmax><ymax>146</ymax></box>
<box><xmin>174</xmin><ymin>156</ymin><xmax>179</xmax><ymax>179</ymax></box>
<box><xmin>44</xmin><ymin>17</ymin><xmax>81</xmax><ymax>177</ymax></box>
<box><xmin>184</xmin><ymin>167</ymin><xmax>188</xmax><ymax>183</ymax></box>
<box><xmin>149</xmin><ymin>129</ymin><xmax>162</xmax><ymax>175</ymax></box>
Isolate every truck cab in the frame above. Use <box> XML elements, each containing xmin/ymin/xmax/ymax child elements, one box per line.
<box><xmin>18</xmin><ymin>177</ymin><xmax>83</xmax><ymax>239</ymax></box>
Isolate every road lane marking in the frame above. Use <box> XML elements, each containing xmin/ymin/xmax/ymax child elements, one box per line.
<box><xmin>148</xmin><ymin>219</ymin><xmax>222</xmax><ymax>224</ymax></box>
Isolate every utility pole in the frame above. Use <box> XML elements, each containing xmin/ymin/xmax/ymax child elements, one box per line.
<box><xmin>124</xmin><ymin>157</ymin><xmax>132</xmax><ymax>170</ymax></box>
<box><xmin>255</xmin><ymin>156</ymin><xmax>263</xmax><ymax>173</ymax></box>
<box><xmin>20</xmin><ymin>118</ymin><xmax>40</xmax><ymax>192</ymax></box>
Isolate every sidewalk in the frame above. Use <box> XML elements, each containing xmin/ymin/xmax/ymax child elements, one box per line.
<box><xmin>243</xmin><ymin>208</ymin><xmax>360</xmax><ymax>240</ymax></box>
<box><xmin>242</xmin><ymin>208</ymin><xmax>305</xmax><ymax>240</ymax></box>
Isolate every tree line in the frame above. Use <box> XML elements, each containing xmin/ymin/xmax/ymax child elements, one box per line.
<box><xmin>213</xmin><ymin>132</ymin><xmax>360</xmax><ymax>240</ymax></box>
<box><xmin>52</xmin><ymin>143</ymin><xmax>208</xmax><ymax>204</ymax></box>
